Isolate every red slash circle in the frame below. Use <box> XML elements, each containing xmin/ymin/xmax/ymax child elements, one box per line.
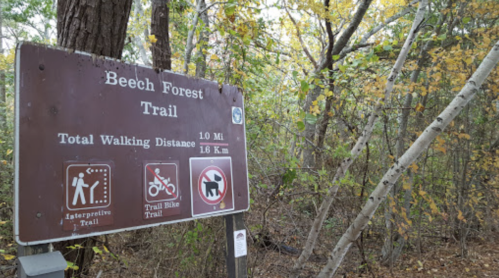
<box><xmin>198</xmin><ymin>166</ymin><xmax>227</xmax><ymax>205</ymax></box>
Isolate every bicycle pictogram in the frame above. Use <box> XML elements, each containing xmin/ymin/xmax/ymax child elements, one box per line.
<box><xmin>148</xmin><ymin>167</ymin><xmax>176</xmax><ymax>197</ymax></box>
<box><xmin>144</xmin><ymin>163</ymin><xmax>178</xmax><ymax>202</ymax></box>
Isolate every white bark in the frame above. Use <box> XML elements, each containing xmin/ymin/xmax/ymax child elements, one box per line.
<box><xmin>134</xmin><ymin>0</ymin><xmax>151</xmax><ymax>66</ymax></box>
<box><xmin>184</xmin><ymin>0</ymin><xmax>204</xmax><ymax>74</ymax></box>
<box><xmin>317</xmin><ymin>40</ymin><xmax>499</xmax><ymax>278</ymax></box>
<box><xmin>0</xmin><ymin>1</ymin><xmax>5</xmax><ymax>133</ymax></box>
<box><xmin>292</xmin><ymin>0</ymin><xmax>428</xmax><ymax>272</ymax></box>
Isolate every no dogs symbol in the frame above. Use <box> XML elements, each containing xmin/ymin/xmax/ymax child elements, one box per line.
<box><xmin>198</xmin><ymin>166</ymin><xmax>227</xmax><ymax>205</ymax></box>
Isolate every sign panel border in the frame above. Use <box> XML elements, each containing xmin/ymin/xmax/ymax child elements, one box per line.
<box><xmin>13</xmin><ymin>42</ymin><xmax>251</xmax><ymax>245</ymax></box>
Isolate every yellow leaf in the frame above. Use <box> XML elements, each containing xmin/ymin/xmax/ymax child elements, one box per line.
<box><xmin>408</xmin><ymin>163</ymin><xmax>419</xmax><ymax>173</ymax></box>
<box><xmin>465</xmin><ymin>268</ymin><xmax>470</xmax><ymax>272</ymax></box>
<box><xmin>325</xmin><ymin>90</ymin><xmax>333</xmax><ymax>97</ymax></box>
<box><xmin>103</xmin><ymin>245</ymin><xmax>109</xmax><ymax>253</ymax></box>
<box><xmin>435</xmin><ymin>146</ymin><xmax>447</xmax><ymax>154</ymax></box>
<box><xmin>6</xmin><ymin>149</ymin><xmax>12</xmax><ymax>156</ymax></box>
<box><xmin>458</xmin><ymin>210</ymin><xmax>466</xmax><ymax>222</ymax></box>
<box><xmin>458</xmin><ymin>133</ymin><xmax>471</xmax><ymax>140</ymax></box>
<box><xmin>316</xmin><ymin>95</ymin><xmax>325</xmax><ymax>101</ymax></box>
<box><xmin>210</xmin><ymin>54</ymin><xmax>218</xmax><ymax>60</ymax></box>
<box><xmin>1</xmin><ymin>160</ymin><xmax>6</xmax><ymax>165</ymax></box>
<box><xmin>312</xmin><ymin>100</ymin><xmax>318</xmax><ymax>106</ymax></box>
<box><xmin>2</xmin><ymin>254</ymin><xmax>15</xmax><ymax>260</ymax></box>
<box><xmin>430</xmin><ymin>201</ymin><xmax>438</xmax><ymax>214</ymax></box>
<box><xmin>419</xmin><ymin>190</ymin><xmax>427</xmax><ymax>197</ymax></box>
<box><xmin>415</xmin><ymin>103</ymin><xmax>425</xmax><ymax>112</ymax></box>
<box><xmin>148</xmin><ymin>35</ymin><xmax>158</xmax><ymax>43</ymax></box>
<box><xmin>403</xmin><ymin>183</ymin><xmax>411</xmax><ymax>190</ymax></box>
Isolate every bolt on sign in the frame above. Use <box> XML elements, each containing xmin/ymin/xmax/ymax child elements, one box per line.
<box><xmin>14</xmin><ymin>43</ymin><xmax>249</xmax><ymax>245</ymax></box>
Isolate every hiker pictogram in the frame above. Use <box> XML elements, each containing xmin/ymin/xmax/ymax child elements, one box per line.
<box><xmin>144</xmin><ymin>163</ymin><xmax>178</xmax><ymax>202</ymax></box>
<box><xmin>198</xmin><ymin>166</ymin><xmax>227</xmax><ymax>205</ymax></box>
<box><xmin>66</xmin><ymin>164</ymin><xmax>111</xmax><ymax>211</ymax></box>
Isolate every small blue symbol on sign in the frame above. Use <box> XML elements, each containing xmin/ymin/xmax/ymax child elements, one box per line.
<box><xmin>232</xmin><ymin>107</ymin><xmax>243</xmax><ymax>125</ymax></box>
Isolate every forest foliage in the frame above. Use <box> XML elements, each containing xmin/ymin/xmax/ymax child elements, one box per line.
<box><xmin>1</xmin><ymin>0</ymin><xmax>499</xmax><ymax>277</ymax></box>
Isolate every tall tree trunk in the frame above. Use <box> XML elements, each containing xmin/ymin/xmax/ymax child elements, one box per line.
<box><xmin>55</xmin><ymin>1</ymin><xmax>133</xmax><ymax>277</ymax></box>
<box><xmin>133</xmin><ymin>0</ymin><xmax>151</xmax><ymax>66</ymax></box>
<box><xmin>195</xmin><ymin>0</ymin><xmax>209</xmax><ymax>78</ymax></box>
<box><xmin>151</xmin><ymin>0</ymin><xmax>172</xmax><ymax>70</ymax></box>
<box><xmin>317</xmin><ymin>39</ymin><xmax>499</xmax><ymax>278</ymax></box>
<box><xmin>57</xmin><ymin>0</ymin><xmax>133</xmax><ymax>59</ymax></box>
<box><xmin>381</xmin><ymin>7</ymin><xmax>450</xmax><ymax>265</ymax></box>
<box><xmin>0</xmin><ymin>1</ymin><xmax>5</xmax><ymax>136</ymax></box>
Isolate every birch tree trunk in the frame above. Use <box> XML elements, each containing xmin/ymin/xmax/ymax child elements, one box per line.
<box><xmin>134</xmin><ymin>0</ymin><xmax>151</xmax><ymax>66</ymax></box>
<box><xmin>0</xmin><ymin>1</ymin><xmax>5</xmax><ymax>135</ymax></box>
<box><xmin>184</xmin><ymin>0</ymin><xmax>203</xmax><ymax>74</ymax></box>
<box><xmin>292</xmin><ymin>1</ymin><xmax>428</xmax><ymax>273</ymax></box>
<box><xmin>195</xmin><ymin>0</ymin><xmax>209</xmax><ymax>78</ymax></box>
<box><xmin>381</xmin><ymin>7</ymin><xmax>450</xmax><ymax>265</ymax></box>
<box><xmin>317</xmin><ymin>40</ymin><xmax>499</xmax><ymax>278</ymax></box>
<box><xmin>151</xmin><ymin>0</ymin><xmax>172</xmax><ymax>70</ymax></box>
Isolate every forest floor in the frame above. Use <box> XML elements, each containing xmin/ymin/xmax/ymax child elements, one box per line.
<box><xmin>249</xmin><ymin>234</ymin><xmax>499</xmax><ymax>278</ymax></box>
<box><xmin>1</xmin><ymin>225</ymin><xmax>498</xmax><ymax>277</ymax></box>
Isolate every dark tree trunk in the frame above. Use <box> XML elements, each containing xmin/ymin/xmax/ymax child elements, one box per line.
<box><xmin>151</xmin><ymin>0</ymin><xmax>172</xmax><ymax>70</ymax></box>
<box><xmin>57</xmin><ymin>0</ymin><xmax>133</xmax><ymax>59</ymax></box>
<box><xmin>55</xmin><ymin>1</ymin><xmax>133</xmax><ymax>277</ymax></box>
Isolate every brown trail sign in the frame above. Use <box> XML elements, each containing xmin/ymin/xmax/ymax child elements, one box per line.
<box><xmin>14</xmin><ymin>43</ymin><xmax>249</xmax><ymax>245</ymax></box>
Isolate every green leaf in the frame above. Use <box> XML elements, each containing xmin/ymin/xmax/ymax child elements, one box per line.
<box><xmin>292</xmin><ymin>70</ymin><xmax>298</xmax><ymax>79</ymax></box>
<box><xmin>243</xmin><ymin>35</ymin><xmax>251</xmax><ymax>46</ymax></box>
<box><xmin>218</xmin><ymin>26</ymin><xmax>225</xmax><ymax>37</ymax></box>
<box><xmin>224</xmin><ymin>2</ymin><xmax>236</xmax><ymax>16</ymax></box>
<box><xmin>283</xmin><ymin>169</ymin><xmax>297</xmax><ymax>185</ymax></box>
<box><xmin>438</xmin><ymin>34</ymin><xmax>447</xmax><ymax>40</ymax></box>
<box><xmin>338</xmin><ymin>64</ymin><xmax>346</xmax><ymax>73</ymax></box>
<box><xmin>266</xmin><ymin>38</ymin><xmax>274</xmax><ymax>49</ymax></box>
<box><xmin>92</xmin><ymin>246</ymin><xmax>102</xmax><ymax>255</ymax></box>
<box><xmin>383</xmin><ymin>45</ymin><xmax>392</xmax><ymax>51</ymax></box>
<box><xmin>300</xmin><ymin>80</ymin><xmax>309</xmax><ymax>92</ymax></box>
<box><xmin>462</xmin><ymin>17</ymin><xmax>471</xmax><ymax>24</ymax></box>
<box><xmin>332</xmin><ymin>55</ymin><xmax>340</xmax><ymax>61</ymax></box>
<box><xmin>297</xmin><ymin>121</ymin><xmax>305</xmax><ymax>131</ymax></box>
<box><xmin>66</xmin><ymin>261</ymin><xmax>79</xmax><ymax>271</ymax></box>
<box><xmin>304</xmin><ymin>113</ymin><xmax>317</xmax><ymax>125</ymax></box>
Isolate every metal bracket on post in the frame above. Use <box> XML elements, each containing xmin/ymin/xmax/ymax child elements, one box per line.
<box><xmin>17</xmin><ymin>244</ymin><xmax>66</xmax><ymax>278</ymax></box>
<box><xmin>225</xmin><ymin>212</ymin><xmax>247</xmax><ymax>278</ymax></box>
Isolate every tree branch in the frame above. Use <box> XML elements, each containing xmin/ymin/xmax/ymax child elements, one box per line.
<box><xmin>331</xmin><ymin>0</ymin><xmax>374</xmax><ymax>56</ymax></box>
<box><xmin>319</xmin><ymin>38</ymin><xmax>499</xmax><ymax>278</ymax></box>
<box><xmin>292</xmin><ymin>0</ymin><xmax>428</xmax><ymax>273</ymax></box>
<box><xmin>285</xmin><ymin>7</ymin><xmax>318</xmax><ymax>69</ymax></box>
